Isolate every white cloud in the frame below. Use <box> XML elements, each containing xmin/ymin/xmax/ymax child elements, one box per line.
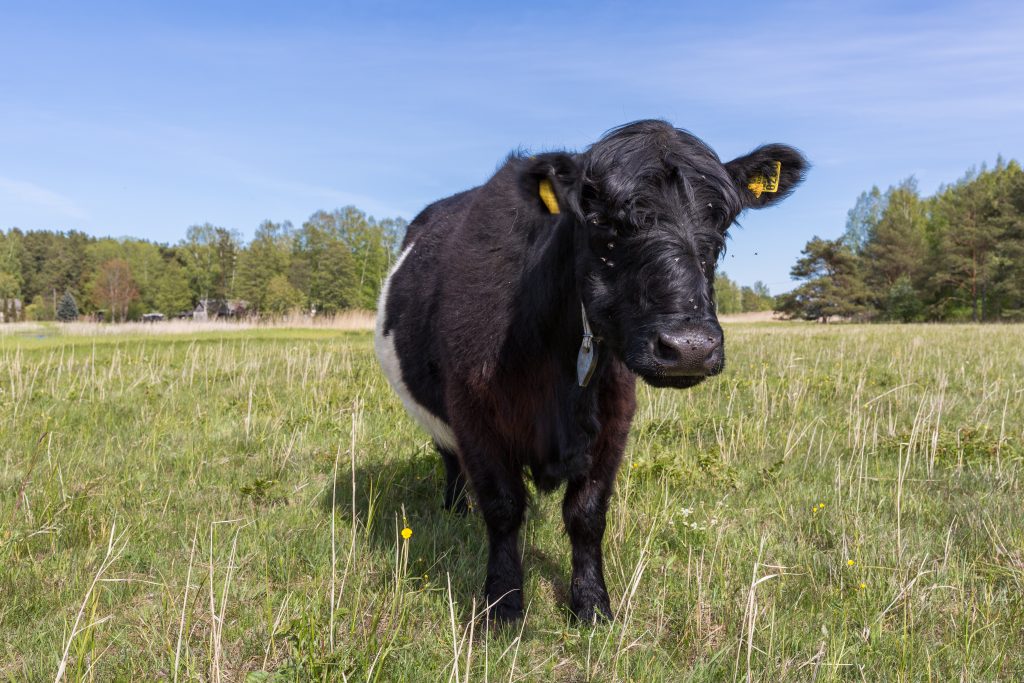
<box><xmin>0</xmin><ymin>176</ymin><xmax>87</xmax><ymax>220</ymax></box>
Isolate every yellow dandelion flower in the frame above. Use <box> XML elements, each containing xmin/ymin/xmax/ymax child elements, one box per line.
<box><xmin>859</xmin><ymin>582</ymin><xmax>867</xmax><ymax>590</ymax></box>
<box><xmin>847</xmin><ymin>559</ymin><xmax>855</xmax><ymax>566</ymax></box>
<box><xmin>401</xmin><ymin>527</ymin><xmax>413</xmax><ymax>540</ymax></box>
<box><xmin>818</xmin><ymin>502</ymin><xmax>825</xmax><ymax>509</ymax></box>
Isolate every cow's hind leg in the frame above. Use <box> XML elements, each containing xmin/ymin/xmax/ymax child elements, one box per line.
<box><xmin>438</xmin><ymin>445</ymin><xmax>469</xmax><ymax>514</ymax></box>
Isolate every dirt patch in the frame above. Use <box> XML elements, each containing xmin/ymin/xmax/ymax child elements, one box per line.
<box><xmin>717</xmin><ymin>311</ymin><xmax>786</xmax><ymax>323</ymax></box>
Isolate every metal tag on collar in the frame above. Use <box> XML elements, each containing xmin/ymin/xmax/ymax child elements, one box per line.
<box><xmin>577</xmin><ymin>303</ymin><xmax>598</xmax><ymax>387</ymax></box>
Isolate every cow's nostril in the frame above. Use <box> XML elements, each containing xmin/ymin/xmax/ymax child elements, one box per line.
<box><xmin>655</xmin><ymin>335</ymin><xmax>680</xmax><ymax>363</ymax></box>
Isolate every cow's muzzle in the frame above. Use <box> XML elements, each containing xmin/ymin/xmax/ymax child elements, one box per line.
<box><xmin>624</xmin><ymin>321</ymin><xmax>725</xmax><ymax>388</ymax></box>
<box><xmin>652</xmin><ymin>326</ymin><xmax>724</xmax><ymax>377</ymax></box>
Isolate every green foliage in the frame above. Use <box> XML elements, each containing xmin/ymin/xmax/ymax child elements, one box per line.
<box><xmin>741</xmin><ymin>281</ymin><xmax>774</xmax><ymax>312</ymax></box>
<box><xmin>89</xmin><ymin>258</ymin><xmax>139</xmax><ymax>322</ymax></box>
<box><xmin>863</xmin><ymin>178</ymin><xmax>928</xmax><ymax>296</ymax></box>
<box><xmin>0</xmin><ymin>271</ymin><xmax>19</xmax><ymax>299</ymax></box>
<box><xmin>885</xmin><ymin>275</ymin><xmax>924</xmax><ymax>322</ymax></box>
<box><xmin>295</xmin><ymin>208</ymin><xmax>405</xmax><ymax>312</ymax></box>
<box><xmin>264</xmin><ymin>274</ymin><xmax>304</xmax><ymax>315</ymax></box>
<box><xmin>56</xmin><ymin>291</ymin><xmax>79</xmax><ymax>321</ymax></box>
<box><xmin>782</xmin><ymin>158</ymin><xmax>1024</xmax><ymax>322</ymax></box>
<box><xmin>151</xmin><ymin>259</ymin><xmax>192</xmax><ymax>316</ymax></box>
<box><xmin>26</xmin><ymin>293</ymin><xmax>54</xmax><ymax>320</ymax></box>
<box><xmin>180</xmin><ymin>223</ymin><xmax>241</xmax><ymax>304</ymax></box>
<box><xmin>843</xmin><ymin>185</ymin><xmax>886</xmax><ymax>252</ymax></box>
<box><xmin>715</xmin><ymin>272</ymin><xmax>743</xmax><ymax>313</ymax></box>
<box><xmin>17</xmin><ymin>229</ymin><xmax>92</xmax><ymax>308</ymax></box>
<box><xmin>235</xmin><ymin>221</ymin><xmax>294</xmax><ymax>312</ymax></box>
<box><xmin>777</xmin><ymin>237</ymin><xmax>870</xmax><ymax>322</ymax></box>
<box><xmin>0</xmin><ymin>230</ymin><xmax>25</xmax><ymax>301</ymax></box>
<box><xmin>0</xmin><ymin>205</ymin><xmax>405</xmax><ymax>322</ymax></box>
<box><xmin>717</xmin><ymin>274</ymin><xmax>774</xmax><ymax>314</ymax></box>
<box><xmin>927</xmin><ymin>158</ymin><xmax>1024</xmax><ymax>321</ymax></box>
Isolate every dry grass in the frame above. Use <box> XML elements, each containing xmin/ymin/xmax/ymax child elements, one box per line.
<box><xmin>0</xmin><ymin>310</ymin><xmax>375</xmax><ymax>338</ymax></box>
<box><xmin>718</xmin><ymin>311</ymin><xmax>787</xmax><ymax>323</ymax></box>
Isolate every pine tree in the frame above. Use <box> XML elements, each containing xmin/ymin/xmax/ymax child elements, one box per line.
<box><xmin>862</xmin><ymin>178</ymin><xmax>929</xmax><ymax>318</ymax></box>
<box><xmin>776</xmin><ymin>237</ymin><xmax>869</xmax><ymax>323</ymax></box>
<box><xmin>56</xmin><ymin>290</ymin><xmax>79</xmax><ymax>321</ymax></box>
<box><xmin>928</xmin><ymin>168</ymin><xmax>1004</xmax><ymax>320</ymax></box>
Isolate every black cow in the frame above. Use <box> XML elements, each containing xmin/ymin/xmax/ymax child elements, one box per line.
<box><xmin>375</xmin><ymin>119</ymin><xmax>807</xmax><ymax>624</ymax></box>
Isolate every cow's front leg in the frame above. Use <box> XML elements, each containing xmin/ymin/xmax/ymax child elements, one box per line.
<box><xmin>562</xmin><ymin>474</ymin><xmax>615</xmax><ymax>622</ymax></box>
<box><xmin>462</xmin><ymin>453</ymin><xmax>527</xmax><ymax>625</ymax></box>
<box><xmin>562</xmin><ymin>367</ymin><xmax>633</xmax><ymax>623</ymax></box>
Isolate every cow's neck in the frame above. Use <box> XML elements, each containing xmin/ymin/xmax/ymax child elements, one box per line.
<box><xmin>512</xmin><ymin>214</ymin><xmax>605</xmax><ymax>388</ymax></box>
<box><xmin>515</xmin><ymin>213</ymin><xmax>606</xmax><ymax>487</ymax></box>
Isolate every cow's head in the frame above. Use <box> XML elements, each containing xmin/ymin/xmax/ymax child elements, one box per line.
<box><xmin>530</xmin><ymin>120</ymin><xmax>808</xmax><ymax>388</ymax></box>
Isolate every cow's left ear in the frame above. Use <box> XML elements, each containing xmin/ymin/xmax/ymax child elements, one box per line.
<box><xmin>725</xmin><ymin>144</ymin><xmax>809</xmax><ymax>210</ymax></box>
<box><xmin>522</xmin><ymin>152</ymin><xmax>582</xmax><ymax>218</ymax></box>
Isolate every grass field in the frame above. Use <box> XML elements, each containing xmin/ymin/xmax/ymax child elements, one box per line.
<box><xmin>2</xmin><ymin>322</ymin><xmax>1023</xmax><ymax>681</ymax></box>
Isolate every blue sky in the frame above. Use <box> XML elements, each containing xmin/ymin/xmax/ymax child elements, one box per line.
<box><xmin>2</xmin><ymin>1</ymin><xmax>1022</xmax><ymax>292</ymax></box>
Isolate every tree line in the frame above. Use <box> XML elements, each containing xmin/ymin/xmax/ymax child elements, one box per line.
<box><xmin>778</xmin><ymin>157</ymin><xmax>1024</xmax><ymax>322</ymax></box>
<box><xmin>8</xmin><ymin>158</ymin><xmax>1021</xmax><ymax>325</ymax></box>
<box><xmin>0</xmin><ymin>207</ymin><xmax>406</xmax><ymax>322</ymax></box>
<box><xmin>714</xmin><ymin>274</ymin><xmax>774</xmax><ymax>315</ymax></box>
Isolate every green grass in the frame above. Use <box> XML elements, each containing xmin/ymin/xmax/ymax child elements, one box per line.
<box><xmin>2</xmin><ymin>323</ymin><xmax>1024</xmax><ymax>681</ymax></box>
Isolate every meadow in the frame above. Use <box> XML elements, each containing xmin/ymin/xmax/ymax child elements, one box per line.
<box><xmin>2</xmin><ymin>322</ymin><xmax>1023</xmax><ymax>681</ymax></box>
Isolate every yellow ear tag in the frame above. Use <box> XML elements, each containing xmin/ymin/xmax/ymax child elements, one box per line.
<box><xmin>539</xmin><ymin>178</ymin><xmax>560</xmax><ymax>214</ymax></box>
<box><xmin>747</xmin><ymin>161</ymin><xmax>782</xmax><ymax>199</ymax></box>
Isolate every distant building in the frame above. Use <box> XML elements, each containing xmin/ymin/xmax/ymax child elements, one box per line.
<box><xmin>142</xmin><ymin>312</ymin><xmax>165</xmax><ymax>323</ymax></box>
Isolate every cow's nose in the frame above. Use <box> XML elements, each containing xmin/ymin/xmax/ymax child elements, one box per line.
<box><xmin>653</xmin><ymin>329</ymin><xmax>723</xmax><ymax>376</ymax></box>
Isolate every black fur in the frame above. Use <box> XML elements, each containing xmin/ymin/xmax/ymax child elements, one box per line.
<box><xmin>377</xmin><ymin>119</ymin><xmax>807</xmax><ymax>625</ymax></box>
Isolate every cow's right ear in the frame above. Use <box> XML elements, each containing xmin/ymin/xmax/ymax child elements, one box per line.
<box><xmin>522</xmin><ymin>153</ymin><xmax>582</xmax><ymax>219</ymax></box>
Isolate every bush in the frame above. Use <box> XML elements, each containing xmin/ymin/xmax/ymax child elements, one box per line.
<box><xmin>26</xmin><ymin>294</ymin><xmax>54</xmax><ymax>321</ymax></box>
<box><xmin>884</xmin><ymin>276</ymin><xmax>924</xmax><ymax>322</ymax></box>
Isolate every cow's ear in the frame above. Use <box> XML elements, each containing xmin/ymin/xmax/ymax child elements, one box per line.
<box><xmin>522</xmin><ymin>152</ymin><xmax>582</xmax><ymax>218</ymax></box>
<box><xmin>725</xmin><ymin>144</ymin><xmax>808</xmax><ymax>210</ymax></box>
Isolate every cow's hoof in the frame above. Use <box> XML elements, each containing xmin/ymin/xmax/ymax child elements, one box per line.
<box><xmin>483</xmin><ymin>589</ymin><xmax>524</xmax><ymax>626</ymax></box>
<box><xmin>570</xmin><ymin>590</ymin><xmax>613</xmax><ymax>625</ymax></box>
<box><xmin>484</xmin><ymin>600</ymin><xmax>523</xmax><ymax>628</ymax></box>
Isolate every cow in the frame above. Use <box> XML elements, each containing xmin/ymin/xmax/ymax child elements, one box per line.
<box><xmin>375</xmin><ymin>119</ymin><xmax>807</xmax><ymax>625</ymax></box>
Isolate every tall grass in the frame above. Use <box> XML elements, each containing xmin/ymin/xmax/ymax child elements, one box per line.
<box><xmin>1</xmin><ymin>323</ymin><xmax>1022</xmax><ymax>680</ymax></box>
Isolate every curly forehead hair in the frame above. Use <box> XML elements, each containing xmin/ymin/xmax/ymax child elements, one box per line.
<box><xmin>581</xmin><ymin>119</ymin><xmax>744</xmax><ymax>241</ymax></box>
